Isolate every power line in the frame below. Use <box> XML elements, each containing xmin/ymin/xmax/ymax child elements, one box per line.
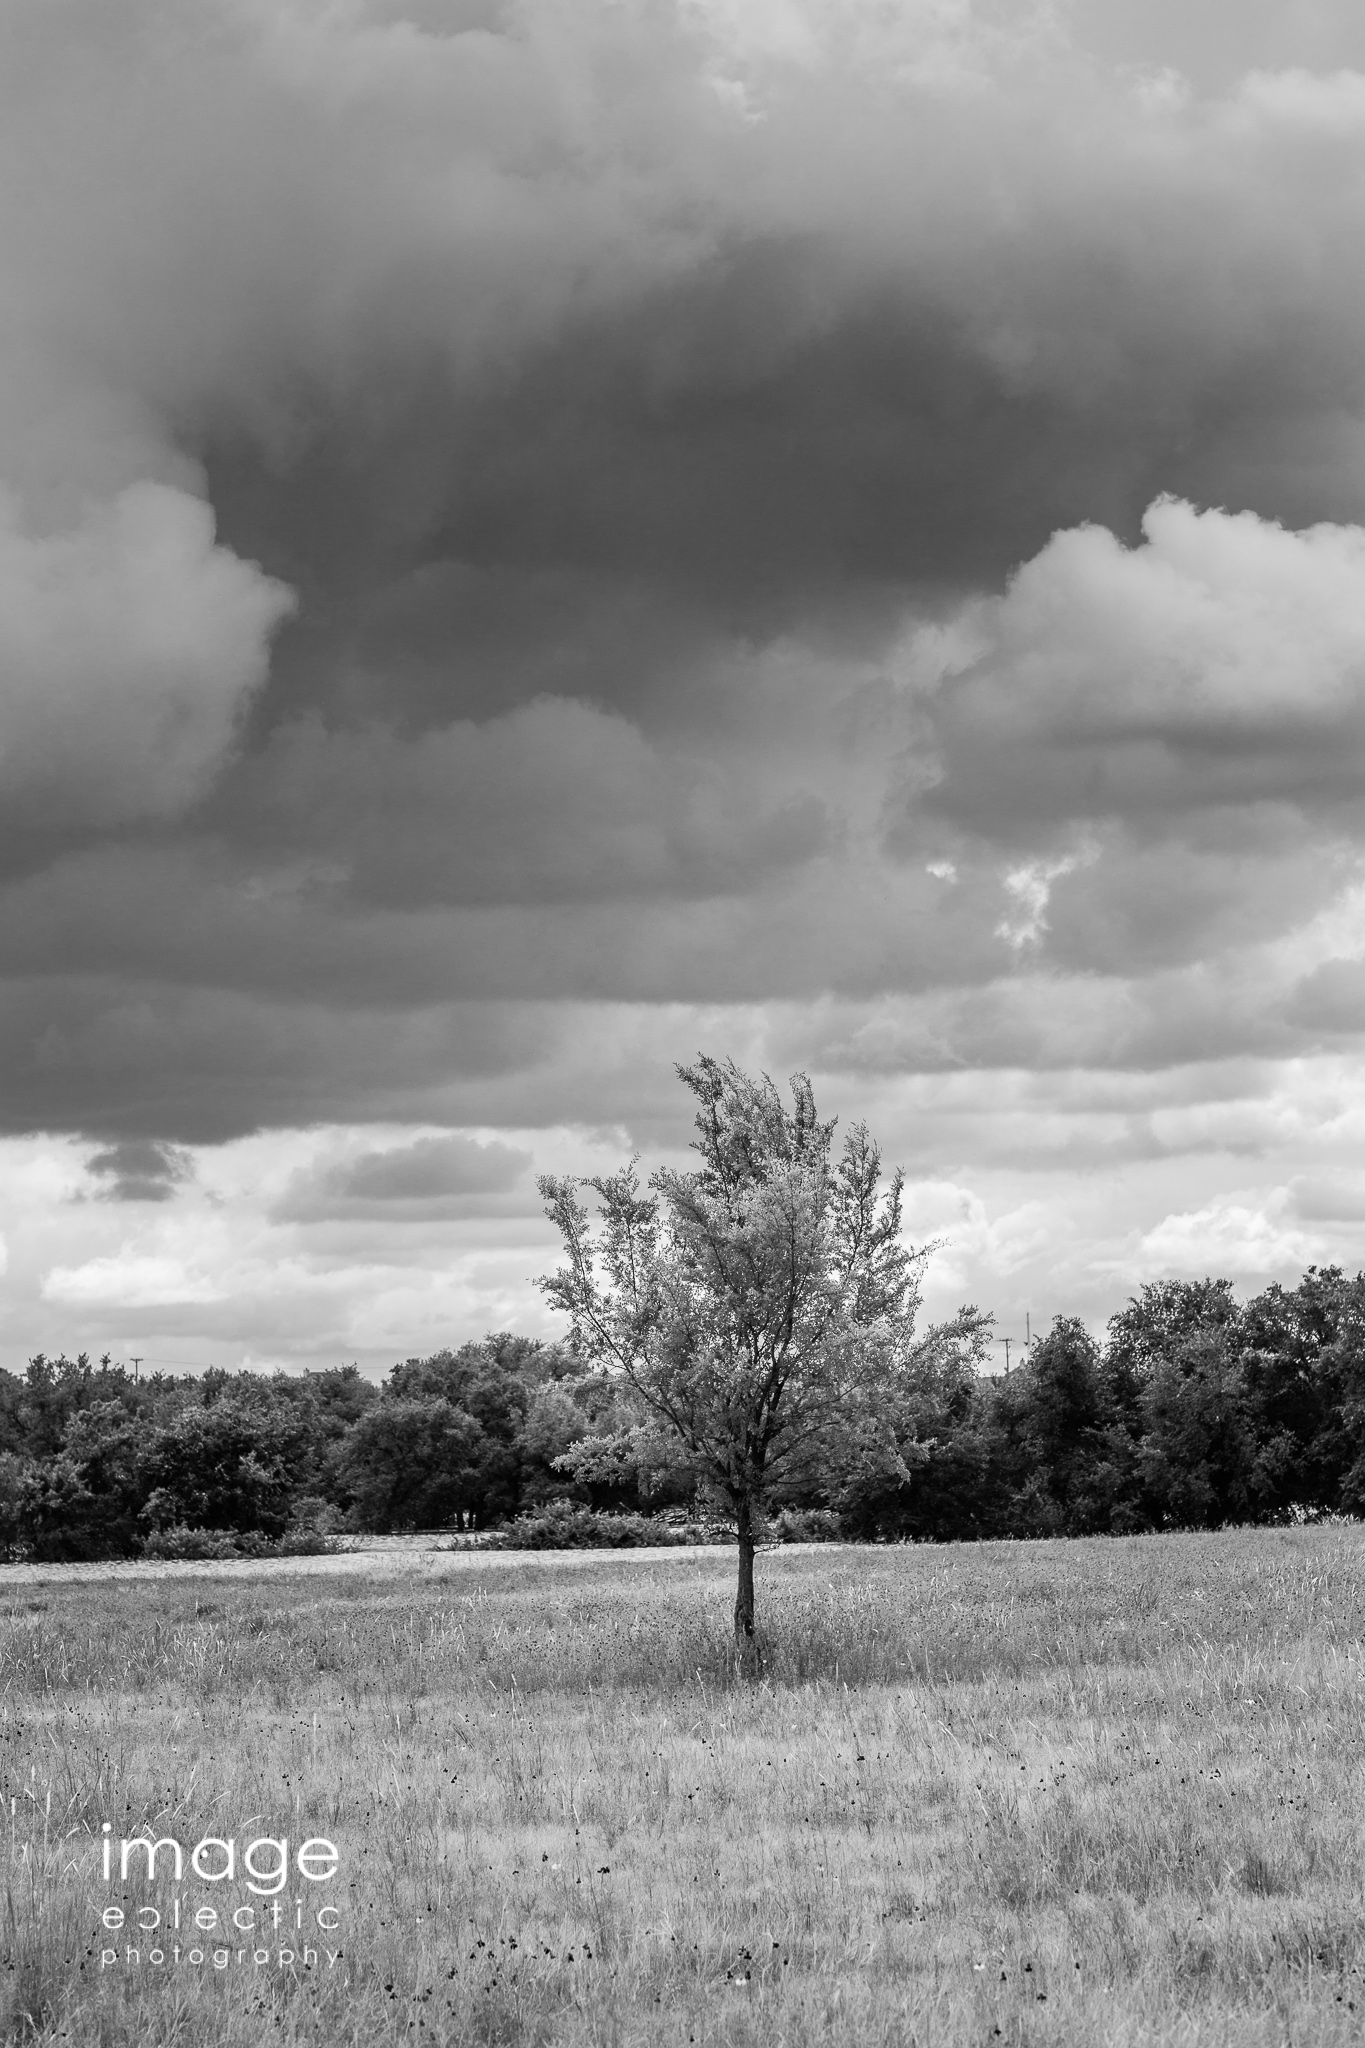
<box><xmin>994</xmin><ymin>1320</ymin><xmax>1036</xmax><ymax>1377</ymax></box>
<box><xmin>116</xmin><ymin>1356</ymin><xmax>218</xmax><ymax>1372</ymax></box>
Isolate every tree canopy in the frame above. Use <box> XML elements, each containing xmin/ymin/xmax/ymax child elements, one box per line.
<box><xmin>538</xmin><ymin>1055</ymin><xmax>936</xmax><ymax>1639</ymax></box>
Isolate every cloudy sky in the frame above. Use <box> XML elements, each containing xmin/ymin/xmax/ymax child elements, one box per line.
<box><xmin>5</xmin><ymin>0</ymin><xmax>1365</xmax><ymax>1375</ymax></box>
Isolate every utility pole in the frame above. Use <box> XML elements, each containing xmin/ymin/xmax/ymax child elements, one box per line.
<box><xmin>997</xmin><ymin>1336</ymin><xmax>1012</xmax><ymax>1375</ymax></box>
<box><xmin>130</xmin><ymin>1355</ymin><xmax>142</xmax><ymax>1384</ymax></box>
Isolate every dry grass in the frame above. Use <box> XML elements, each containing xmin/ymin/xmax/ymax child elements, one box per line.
<box><xmin>4</xmin><ymin>1527</ymin><xmax>1365</xmax><ymax>2045</ymax></box>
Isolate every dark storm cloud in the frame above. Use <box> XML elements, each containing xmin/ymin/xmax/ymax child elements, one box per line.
<box><xmin>274</xmin><ymin>1131</ymin><xmax>533</xmax><ymax>1221</ymax></box>
<box><xmin>0</xmin><ymin>981</ymin><xmax>561</xmax><ymax>1145</ymax></box>
<box><xmin>233</xmin><ymin>702</ymin><xmax>834</xmax><ymax>907</ymax></box>
<box><xmin>6</xmin><ymin>0</ymin><xmax>1365</xmax><ymax>1146</ymax></box>
<box><xmin>180</xmin><ymin>11</ymin><xmax>1365</xmax><ymax>645</ymax></box>
<box><xmin>84</xmin><ymin>1137</ymin><xmax>192</xmax><ymax>1203</ymax></box>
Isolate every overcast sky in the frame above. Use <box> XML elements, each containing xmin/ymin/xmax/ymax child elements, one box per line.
<box><xmin>5</xmin><ymin>0</ymin><xmax>1365</xmax><ymax>1375</ymax></box>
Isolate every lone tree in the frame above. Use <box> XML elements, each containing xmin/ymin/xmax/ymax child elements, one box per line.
<box><xmin>537</xmin><ymin>1055</ymin><xmax>930</xmax><ymax>1643</ymax></box>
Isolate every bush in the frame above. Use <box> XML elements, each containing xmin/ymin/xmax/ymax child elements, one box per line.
<box><xmin>139</xmin><ymin>1523</ymin><xmax>336</xmax><ymax>1561</ymax></box>
<box><xmin>276</xmin><ymin>1525</ymin><xmax>338</xmax><ymax>1555</ymax></box>
<box><xmin>286</xmin><ymin>1494</ymin><xmax>346</xmax><ymax>1536</ymax></box>
<box><xmin>140</xmin><ymin>1525</ymin><xmax>255</xmax><ymax>1560</ymax></box>
<box><xmin>654</xmin><ymin>1505</ymin><xmax>737</xmax><ymax>1544</ymax></box>
<box><xmin>484</xmin><ymin>1501</ymin><xmax>732</xmax><ymax>1550</ymax></box>
<box><xmin>767</xmin><ymin>1507</ymin><xmax>845</xmax><ymax>1543</ymax></box>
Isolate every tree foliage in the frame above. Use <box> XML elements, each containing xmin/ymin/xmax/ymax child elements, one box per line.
<box><xmin>538</xmin><ymin>1056</ymin><xmax>938</xmax><ymax>1638</ymax></box>
<box><xmin>9</xmin><ymin>1253</ymin><xmax>1365</xmax><ymax>1564</ymax></box>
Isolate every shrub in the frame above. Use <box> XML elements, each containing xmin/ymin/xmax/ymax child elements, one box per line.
<box><xmin>138</xmin><ymin>1523</ymin><xmax>337</xmax><ymax>1561</ymax></box>
<box><xmin>654</xmin><ymin>1504</ymin><xmax>737</xmax><ymax>1544</ymax></box>
<box><xmin>286</xmin><ymin>1493</ymin><xmax>346</xmax><ymax>1536</ymax></box>
<box><xmin>767</xmin><ymin>1507</ymin><xmax>845</xmax><ymax>1543</ymax></box>
<box><xmin>140</xmin><ymin>1525</ymin><xmax>253</xmax><ymax>1560</ymax></box>
<box><xmin>275</xmin><ymin>1526</ymin><xmax>337</xmax><ymax>1555</ymax></box>
<box><xmin>484</xmin><ymin>1501</ymin><xmax>732</xmax><ymax>1550</ymax></box>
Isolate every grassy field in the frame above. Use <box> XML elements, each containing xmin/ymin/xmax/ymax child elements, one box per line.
<box><xmin>4</xmin><ymin>1528</ymin><xmax>1365</xmax><ymax>2047</ymax></box>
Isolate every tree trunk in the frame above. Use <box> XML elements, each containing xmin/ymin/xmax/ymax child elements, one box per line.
<box><xmin>734</xmin><ymin>1495</ymin><xmax>756</xmax><ymax>1642</ymax></box>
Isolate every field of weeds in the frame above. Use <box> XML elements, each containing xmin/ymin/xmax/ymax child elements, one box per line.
<box><xmin>4</xmin><ymin>1526</ymin><xmax>1365</xmax><ymax>2046</ymax></box>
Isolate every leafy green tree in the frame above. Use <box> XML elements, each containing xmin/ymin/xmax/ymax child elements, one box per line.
<box><xmin>0</xmin><ymin>1375</ymin><xmax>24</xmax><ymax>1459</ymax></box>
<box><xmin>255</xmin><ymin>1364</ymin><xmax>380</xmax><ymax>1506</ymax></box>
<box><xmin>1099</xmin><ymin>1279</ymin><xmax>1251</xmax><ymax>1529</ymax></box>
<box><xmin>824</xmin><ymin>1306</ymin><xmax>994</xmax><ymax>1540</ymax></box>
<box><xmin>539</xmin><ymin>1055</ymin><xmax>931</xmax><ymax>1643</ymax></box>
<box><xmin>14</xmin><ymin>1353</ymin><xmax>145</xmax><ymax>1459</ymax></box>
<box><xmin>550</xmin><ymin>1408</ymin><xmax>701</xmax><ymax>1515</ymax></box>
<box><xmin>1106</xmin><ymin>1278</ymin><xmax>1243</xmax><ymax>1389</ymax></box>
<box><xmin>337</xmin><ymin>1397</ymin><xmax>487</xmax><ymax>1531</ymax></box>
<box><xmin>11</xmin><ymin>1402</ymin><xmax>145</xmax><ymax>1560</ymax></box>
<box><xmin>1136</xmin><ymin>1328</ymin><xmax>1254</xmax><ymax>1528</ymax></box>
<box><xmin>13</xmin><ymin>1457</ymin><xmax>101</xmax><ymax>1562</ymax></box>
<box><xmin>991</xmin><ymin>1317</ymin><xmax>1140</xmax><ymax>1535</ymax></box>
<box><xmin>387</xmin><ymin>1344</ymin><xmax>532</xmax><ymax>1523</ymax></box>
<box><xmin>1239</xmin><ymin>1268</ymin><xmax>1365</xmax><ymax>1516</ymax></box>
<box><xmin>139</xmin><ymin>1399</ymin><xmax>302</xmax><ymax>1539</ymax></box>
<box><xmin>517</xmin><ymin>1382</ymin><xmax>591</xmax><ymax>1505</ymax></box>
<box><xmin>0</xmin><ymin>1453</ymin><xmax>28</xmax><ymax>1559</ymax></box>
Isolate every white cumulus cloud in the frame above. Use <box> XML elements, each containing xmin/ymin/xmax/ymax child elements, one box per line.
<box><xmin>0</xmin><ymin>482</ymin><xmax>294</xmax><ymax>826</ymax></box>
<box><xmin>42</xmin><ymin>1252</ymin><xmax>225</xmax><ymax>1309</ymax></box>
<box><xmin>920</xmin><ymin>498</ymin><xmax>1365</xmax><ymax>843</ymax></box>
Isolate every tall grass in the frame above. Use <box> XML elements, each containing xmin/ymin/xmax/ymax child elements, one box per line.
<box><xmin>4</xmin><ymin>1527</ymin><xmax>1365</xmax><ymax>2044</ymax></box>
<box><xmin>7</xmin><ymin>1527</ymin><xmax>1361</xmax><ymax>1699</ymax></box>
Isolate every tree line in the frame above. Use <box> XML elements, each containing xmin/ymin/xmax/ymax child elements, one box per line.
<box><xmin>532</xmin><ymin>1055</ymin><xmax>1365</xmax><ymax>1639</ymax></box>
<box><xmin>4</xmin><ymin>1264</ymin><xmax>1365</xmax><ymax>1564</ymax></box>
<box><xmin>7</xmin><ymin>1060</ymin><xmax>1365</xmax><ymax>1583</ymax></box>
